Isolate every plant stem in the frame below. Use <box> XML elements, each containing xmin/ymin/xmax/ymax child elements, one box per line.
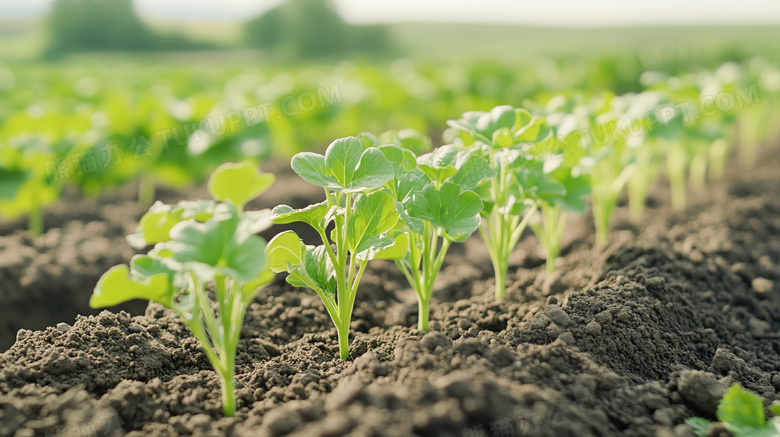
<box><xmin>689</xmin><ymin>150</ymin><xmax>707</xmax><ymax>190</ymax></box>
<box><xmin>219</xmin><ymin>365</ymin><xmax>236</xmax><ymax>416</ymax></box>
<box><xmin>28</xmin><ymin>207</ymin><xmax>43</xmax><ymax>237</ymax></box>
<box><xmin>666</xmin><ymin>146</ymin><xmax>687</xmax><ymax>211</ymax></box>
<box><xmin>708</xmin><ymin>139</ymin><xmax>728</xmax><ymax>181</ymax></box>
<box><xmin>336</xmin><ymin>322</ymin><xmax>349</xmax><ymax>360</ymax></box>
<box><xmin>138</xmin><ymin>174</ymin><xmax>156</xmax><ymax>206</ymax></box>
<box><xmin>493</xmin><ymin>257</ymin><xmax>508</xmax><ymax>300</ymax></box>
<box><xmin>417</xmin><ymin>297</ymin><xmax>429</xmax><ymax>331</ymax></box>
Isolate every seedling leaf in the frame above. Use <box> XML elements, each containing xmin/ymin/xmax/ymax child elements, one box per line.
<box><xmin>717</xmin><ymin>384</ymin><xmax>766</xmax><ymax>430</ymax></box>
<box><xmin>90</xmin><ymin>265</ymin><xmax>172</xmax><ymax>308</ymax></box>
<box><xmin>208</xmin><ymin>161</ymin><xmax>274</xmax><ymax>209</ymax></box>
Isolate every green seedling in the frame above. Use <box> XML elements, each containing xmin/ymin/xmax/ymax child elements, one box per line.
<box><xmin>687</xmin><ymin>383</ymin><xmax>780</xmax><ymax>437</ymax></box>
<box><xmin>379</xmin><ymin>143</ymin><xmax>487</xmax><ymax>330</ymax></box>
<box><xmin>526</xmin><ymin>136</ymin><xmax>591</xmax><ymax>273</ymax></box>
<box><xmin>91</xmin><ymin>161</ymin><xmax>276</xmax><ymax>416</ymax></box>
<box><xmin>448</xmin><ymin>105</ymin><xmax>554</xmax><ymax>299</ymax></box>
<box><xmin>266</xmin><ymin>137</ymin><xmax>399</xmax><ymax>360</ymax></box>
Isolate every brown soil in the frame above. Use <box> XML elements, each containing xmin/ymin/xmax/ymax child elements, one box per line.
<box><xmin>0</xmin><ymin>146</ymin><xmax>778</xmax><ymax>437</ymax></box>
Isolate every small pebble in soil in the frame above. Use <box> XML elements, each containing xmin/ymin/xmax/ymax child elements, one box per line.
<box><xmin>545</xmin><ymin>305</ymin><xmax>571</xmax><ymax>326</ymax></box>
<box><xmin>752</xmin><ymin>277</ymin><xmax>774</xmax><ymax>294</ymax></box>
<box><xmin>646</xmin><ymin>276</ymin><xmax>666</xmax><ymax>290</ymax></box>
<box><xmin>586</xmin><ymin>320</ymin><xmax>602</xmax><ymax>335</ymax></box>
<box><xmin>557</xmin><ymin>331</ymin><xmax>576</xmax><ymax>345</ymax></box>
<box><xmin>56</xmin><ymin>322</ymin><xmax>70</xmax><ymax>332</ymax></box>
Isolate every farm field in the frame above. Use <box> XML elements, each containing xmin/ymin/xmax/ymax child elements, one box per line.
<box><xmin>1</xmin><ymin>127</ymin><xmax>779</xmax><ymax>436</ymax></box>
<box><xmin>2</xmin><ymin>5</ymin><xmax>780</xmax><ymax>436</ymax></box>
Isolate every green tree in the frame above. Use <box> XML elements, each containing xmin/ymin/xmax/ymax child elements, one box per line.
<box><xmin>245</xmin><ymin>0</ymin><xmax>392</xmax><ymax>58</ymax></box>
<box><xmin>47</xmin><ymin>0</ymin><xmax>154</xmax><ymax>54</ymax></box>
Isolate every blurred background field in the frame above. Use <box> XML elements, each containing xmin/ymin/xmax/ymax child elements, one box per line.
<box><xmin>0</xmin><ymin>0</ymin><xmax>779</xmax><ymax>233</ymax></box>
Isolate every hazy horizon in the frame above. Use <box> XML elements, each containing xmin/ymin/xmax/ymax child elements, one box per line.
<box><xmin>2</xmin><ymin>0</ymin><xmax>780</xmax><ymax>27</ymax></box>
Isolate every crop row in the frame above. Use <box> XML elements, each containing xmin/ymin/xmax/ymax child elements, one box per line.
<box><xmin>1</xmin><ymin>58</ymin><xmax>778</xmax><ymax>236</ymax></box>
<box><xmin>84</xmin><ymin>60</ymin><xmax>780</xmax><ymax>415</ymax></box>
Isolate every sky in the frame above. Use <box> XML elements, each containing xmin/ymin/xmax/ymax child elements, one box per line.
<box><xmin>2</xmin><ymin>0</ymin><xmax>780</xmax><ymax>26</ymax></box>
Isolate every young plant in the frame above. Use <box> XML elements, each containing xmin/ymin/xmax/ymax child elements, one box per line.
<box><xmin>265</xmin><ymin>137</ymin><xmax>399</xmax><ymax>360</ymax></box>
<box><xmin>447</xmin><ymin>105</ymin><xmax>553</xmax><ymax>299</ymax></box>
<box><xmin>620</xmin><ymin>92</ymin><xmax>680</xmax><ymax>217</ymax></box>
<box><xmin>381</xmin><ymin>143</ymin><xmax>487</xmax><ymax>330</ymax></box>
<box><xmin>687</xmin><ymin>383</ymin><xmax>780</xmax><ymax>437</ymax></box>
<box><xmin>526</xmin><ymin>134</ymin><xmax>591</xmax><ymax>273</ymax></box>
<box><xmin>576</xmin><ymin>94</ymin><xmax>638</xmax><ymax>245</ymax></box>
<box><xmin>90</xmin><ymin>161</ymin><xmax>276</xmax><ymax>416</ymax></box>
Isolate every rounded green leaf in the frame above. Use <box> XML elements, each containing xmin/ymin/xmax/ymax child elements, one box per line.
<box><xmin>291</xmin><ymin>152</ymin><xmax>338</xmax><ymax>188</ymax></box>
<box><xmin>344</xmin><ymin>147</ymin><xmax>395</xmax><ymax>192</ymax></box>
<box><xmin>208</xmin><ymin>161</ymin><xmax>275</xmax><ymax>209</ymax></box>
<box><xmin>90</xmin><ymin>265</ymin><xmax>172</xmax><ymax>309</ymax></box>
<box><xmin>127</xmin><ymin>201</ymin><xmax>184</xmax><ymax>249</ymax></box>
<box><xmin>409</xmin><ymin>182</ymin><xmax>483</xmax><ymax>239</ymax></box>
<box><xmin>266</xmin><ymin>230</ymin><xmax>305</xmax><ymax>273</ymax></box>
<box><xmin>271</xmin><ymin>201</ymin><xmax>330</xmax><ymax>230</ymax></box>
<box><xmin>347</xmin><ymin>191</ymin><xmax>399</xmax><ymax>253</ymax></box>
<box><xmin>717</xmin><ymin>384</ymin><xmax>766</xmax><ymax>430</ymax></box>
<box><xmin>370</xmin><ymin>232</ymin><xmax>410</xmax><ymax>260</ymax></box>
<box><xmin>325</xmin><ymin>137</ymin><xmax>364</xmax><ymax>188</ymax></box>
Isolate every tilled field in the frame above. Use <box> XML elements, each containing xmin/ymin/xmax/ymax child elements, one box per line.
<box><xmin>0</xmin><ymin>146</ymin><xmax>778</xmax><ymax>437</ymax></box>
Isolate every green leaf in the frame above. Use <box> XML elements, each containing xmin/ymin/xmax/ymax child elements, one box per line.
<box><xmin>550</xmin><ymin>171</ymin><xmax>591</xmax><ymax>213</ymax></box>
<box><xmin>291</xmin><ymin>152</ymin><xmax>339</xmax><ymax>188</ymax></box>
<box><xmin>127</xmin><ymin>201</ymin><xmax>185</xmax><ymax>249</ymax></box>
<box><xmin>370</xmin><ymin>232</ymin><xmax>409</xmax><ymax>260</ymax></box>
<box><xmin>345</xmin><ymin>147</ymin><xmax>395</xmax><ymax>193</ymax></box>
<box><xmin>347</xmin><ymin>191</ymin><xmax>399</xmax><ymax>254</ymax></box>
<box><xmin>175</xmin><ymin>200</ymin><xmax>218</xmax><ymax>222</ymax></box>
<box><xmin>451</xmin><ymin>153</ymin><xmax>495</xmax><ymax>190</ymax></box>
<box><xmin>208</xmin><ymin>161</ymin><xmax>275</xmax><ymax>209</ymax></box>
<box><xmin>163</xmin><ymin>202</ymin><xmax>266</xmax><ymax>281</ymax></box>
<box><xmin>327</xmin><ymin>137</ymin><xmax>395</xmax><ymax>192</ymax></box>
<box><xmin>266</xmin><ymin>231</ymin><xmax>305</xmax><ymax>273</ymax></box>
<box><xmin>236</xmin><ymin>210</ymin><xmax>274</xmax><ymax>240</ymax></box>
<box><xmin>356</xmin><ymin>131</ymin><xmax>381</xmax><ymax>148</ymax></box>
<box><xmin>395</xmin><ymin>200</ymin><xmax>425</xmax><ymax>234</ymax></box>
<box><xmin>516</xmin><ymin>169</ymin><xmax>567</xmax><ymax>202</ymax></box>
<box><xmin>294</xmin><ymin>137</ymin><xmax>394</xmax><ymax>192</ymax></box>
<box><xmin>394</xmin><ymin>169</ymin><xmax>429</xmax><ymax>203</ymax></box>
<box><xmin>417</xmin><ymin>145</ymin><xmax>458</xmax><ymax>183</ymax></box>
<box><xmin>90</xmin><ymin>265</ymin><xmax>172</xmax><ymax>308</ymax></box>
<box><xmin>130</xmin><ymin>254</ymin><xmax>176</xmax><ymax>279</ymax></box>
<box><xmin>271</xmin><ymin>201</ymin><xmax>330</xmax><ymax>231</ymax></box>
<box><xmin>769</xmin><ymin>402</ymin><xmax>780</xmax><ymax>417</ymax></box>
<box><xmin>717</xmin><ymin>384</ymin><xmax>766</xmax><ymax>430</ymax></box>
<box><xmin>515</xmin><ymin>118</ymin><xmax>552</xmax><ymax>144</ymax></box>
<box><xmin>476</xmin><ymin>105</ymin><xmax>516</xmax><ymax>139</ymax></box>
<box><xmin>513</xmin><ymin>108</ymin><xmax>533</xmax><ymax>132</ymax></box>
<box><xmin>223</xmin><ymin>234</ymin><xmax>267</xmax><ymax>281</ymax></box>
<box><xmin>379</xmin><ymin>144</ymin><xmax>418</xmax><ymax>178</ymax></box>
<box><xmin>492</xmin><ymin>127</ymin><xmax>515</xmax><ymax>148</ymax></box>
<box><xmin>325</xmin><ymin>136</ymin><xmax>365</xmax><ymax>188</ymax></box>
<box><xmin>409</xmin><ymin>183</ymin><xmax>483</xmax><ymax>240</ymax></box>
<box><xmin>684</xmin><ymin>417</ymin><xmax>712</xmax><ymax>437</ymax></box>
<box><xmin>166</xmin><ymin>204</ymin><xmax>238</xmax><ymax>268</ymax></box>
<box><xmin>379</xmin><ymin>129</ymin><xmax>432</xmax><ymax>154</ymax></box>
<box><xmin>302</xmin><ymin>245</ymin><xmax>336</xmax><ymax>296</ymax></box>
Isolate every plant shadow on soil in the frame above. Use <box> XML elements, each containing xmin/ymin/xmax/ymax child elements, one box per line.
<box><xmin>1</xmin><ymin>146</ymin><xmax>779</xmax><ymax>437</ymax></box>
